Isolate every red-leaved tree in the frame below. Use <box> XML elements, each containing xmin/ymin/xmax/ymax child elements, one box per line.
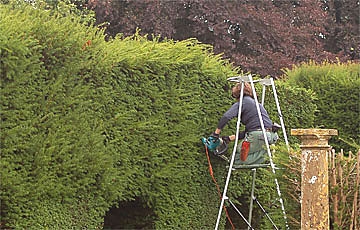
<box><xmin>87</xmin><ymin>0</ymin><xmax>359</xmax><ymax>77</ymax></box>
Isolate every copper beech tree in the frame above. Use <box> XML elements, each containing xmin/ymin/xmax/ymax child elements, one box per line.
<box><xmin>87</xmin><ymin>0</ymin><xmax>359</xmax><ymax>77</ymax></box>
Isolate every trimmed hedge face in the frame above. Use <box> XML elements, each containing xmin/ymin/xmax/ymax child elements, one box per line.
<box><xmin>1</xmin><ymin>3</ymin><xmax>316</xmax><ymax>229</ymax></box>
<box><xmin>0</xmin><ymin>4</ymin><xmax>119</xmax><ymax>229</ymax></box>
<box><xmin>283</xmin><ymin>61</ymin><xmax>360</xmax><ymax>151</ymax></box>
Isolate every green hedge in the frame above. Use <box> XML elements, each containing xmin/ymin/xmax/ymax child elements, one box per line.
<box><xmin>0</xmin><ymin>4</ymin><xmax>121</xmax><ymax>229</ymax></box>
<box><xmin>0</xmin><ymin>3</ymin><xmax>317</xmax><ymax>229</ymax></box>
<box><xmin>283</xmin><ymin>61</ymin><xmax>360</xmax><ymax>151</ymax></box>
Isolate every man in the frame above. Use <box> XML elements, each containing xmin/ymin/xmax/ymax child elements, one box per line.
<box><xmin>210</xmin><ymin>82</ymin><xmax>278</xmax><ymax>165</ymax></box>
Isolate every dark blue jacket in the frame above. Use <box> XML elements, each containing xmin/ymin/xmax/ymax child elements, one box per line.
<box><xmin>217</xmin><ymin>95</ymin><xmax>273</xmax><ymax>132</ymax></box>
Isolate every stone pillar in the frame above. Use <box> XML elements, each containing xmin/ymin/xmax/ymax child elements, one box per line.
<box><xmin>291</xmin><ymin>129</ymin><xmax>338</xmax><ymax>230</ymax></box>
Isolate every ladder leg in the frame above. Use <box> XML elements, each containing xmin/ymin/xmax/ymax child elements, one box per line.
<box><xmin>248</xmin><ymin>168</ymin><xmax>257</xmax><ymax>230</ymax></box>
<box><xmin>215</xmin><ymin>82</ymin><xmax>246</xmax><ymax>230</ymax></box>
<box><xmin>228</xmin><ymin>199</ymin><xmax>254</xmax><ymax>230</ymax></box>
<box><xmin>270</xmin><ymin>78</ymin><xmax>290</xmax><ymax>229</ymax></box>
<box><xmin>261</xmin><ymin>84</ymin><xmax>266</xmax><ymax>105</ymax></box>
<box><xmin>249</xmin><ymin>76</ymin><xmax>289</xmax><ymax>229</ymax></box>
<box><xmin>270</xmin><ymin>78</ymin><xmax>289</xmax><ymax>149</ymax></box>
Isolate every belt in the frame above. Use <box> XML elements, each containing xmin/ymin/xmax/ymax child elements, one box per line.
<box><xmin>250</xmin><ymin>128</ymin><xmax>272</xmax><ymax>132</ymax></box>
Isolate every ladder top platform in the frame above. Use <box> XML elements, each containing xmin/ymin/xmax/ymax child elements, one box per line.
<box><xmin>227</xmin><ymin>75</ymin><xmax>273</xmax><ymax>86</ymax></box>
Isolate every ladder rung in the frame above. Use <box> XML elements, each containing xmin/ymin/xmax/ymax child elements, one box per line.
<box><xmin>232</xmin><ymin>163</ymin><xmax>271</xmax><ymax>169</ymax></box>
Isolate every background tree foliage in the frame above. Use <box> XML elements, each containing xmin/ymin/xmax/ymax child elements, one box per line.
<box><xmin>88</xmin><ymin>0</ymin><xmax>359</xmax><ymax>77</ymax></box>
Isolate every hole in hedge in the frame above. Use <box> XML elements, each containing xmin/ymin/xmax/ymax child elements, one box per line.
<box><xmin>103</xmin><ymin>198</ymin><xmax>156</xmax><ymax>229</ymax></box>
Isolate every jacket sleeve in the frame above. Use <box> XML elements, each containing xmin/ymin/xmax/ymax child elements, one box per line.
<box><xmin>216</xmin><ymin>102</ymin><xmax>239</xmax><ymax>130</ymax></box>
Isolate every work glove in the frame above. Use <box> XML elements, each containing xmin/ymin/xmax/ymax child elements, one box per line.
<box><xmin>210</xmin><ymin>132</ymin><xmax>219</xmax><ymax>139</ymax></box>
<box><xmin>208</xmin><ymin>132</ymin><xmax>220</xmax><ymax>145</ymax></box>
<box><xmin>221</xmin><ymin>136</ymin><xmax>230</xmax><ymax>144</ymax></box>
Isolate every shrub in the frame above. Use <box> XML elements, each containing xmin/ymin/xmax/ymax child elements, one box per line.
<box><xmin>283</xmin><ymin>61</ymin><xmax>360</xmax><ymax>152</ymax></box>
<box><xmin>0</xmin><ymin>4</ymin><xmax>122</xmax><ymax>228</ymax></box>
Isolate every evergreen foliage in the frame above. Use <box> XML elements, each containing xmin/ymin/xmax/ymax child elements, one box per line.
<box><xmin>283</xmin><ymin>61</ymin><xmax>360</xmax><ymax>152</ymax></box>
<box><xmin>1</xmin><ymin>3</ymin><xmax>317</xmax><ymax>229</ymax></box>
<box><xmin>0</xmin><ymin>3</ymin><xmax>119</xmax><ymax>229</ymax></box>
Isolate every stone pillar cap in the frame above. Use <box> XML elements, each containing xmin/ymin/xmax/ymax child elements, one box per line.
<box><xmin>291</xmin><ymin>128</ymin><xmax>338</xmax><ymax>136</ymax></box>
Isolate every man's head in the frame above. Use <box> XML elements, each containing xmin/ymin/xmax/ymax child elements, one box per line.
<box><xmin>231</xmin><ymin>82</ymin><xmax>253</xmax><ymax>99</ymax></box>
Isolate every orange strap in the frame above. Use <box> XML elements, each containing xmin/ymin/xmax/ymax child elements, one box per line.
<box><xmin>204</xmin><ymin>145</ymin><xmax>235</xmax><ymax>230</ymax></box>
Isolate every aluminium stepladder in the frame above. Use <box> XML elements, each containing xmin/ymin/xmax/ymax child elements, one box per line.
<box><xmin>214</xmin><ymin>74</ymin><xmax>289</xmax><ymax>230</ymax></box>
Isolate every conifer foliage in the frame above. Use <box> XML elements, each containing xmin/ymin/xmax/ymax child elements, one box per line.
<box><xmin>0</xmin><ymin>2</ymin><xmax>317</xmax><ymax>229</ymax></box>
<box><xmin>0</xmin><ymin>3</ymin><xmax>236</xmax><ymax>228</ymax></box>
<box><xmin>0</xmin><ymin>4</ymin><xmax>120</xmax><ymax>229</ymax></box>
<box><xmin>284</xmin><ymin>61</ymin><xmax>360</xmax><ymax>151</ymax></box>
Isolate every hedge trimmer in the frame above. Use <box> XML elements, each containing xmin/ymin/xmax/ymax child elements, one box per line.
<box><xmin>201</xmin><ymin>136</ymin><xmax>229</xmax><ymax>162</ymax></box>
